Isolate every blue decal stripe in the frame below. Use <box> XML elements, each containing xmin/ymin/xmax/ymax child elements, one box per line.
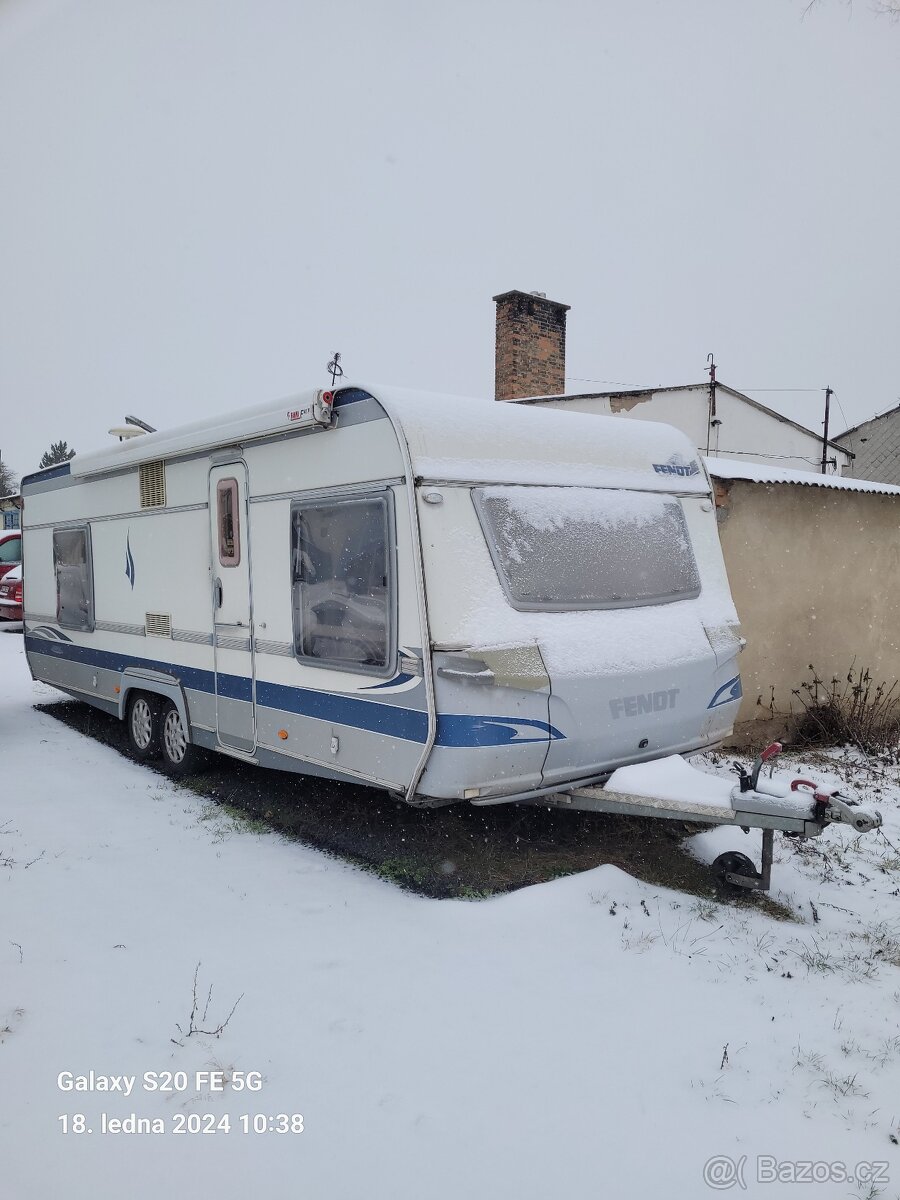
<box><xmin>361</xmin><ymin>673</ymin><xmax>415</xmax><ymax>690</ymax></box>
<box><xmin>24</xmin><ymin>635</ymin><xmax>562</xmax><ymax>748</ymax></box>
<box><xmin>708</xmin><ymin>676</ymin><xmax>743</xmax><ymax>709</ymax></box>
<box><xmin>256</xmin><ymin>679</ymin><xmax>428</xmax><ymax>742</ymax></box>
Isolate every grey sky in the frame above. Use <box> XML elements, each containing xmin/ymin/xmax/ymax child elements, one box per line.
<box><xmin>1</xmin><ymin>0</ymin><xmax>897</xmax><ymax>478</ymax></box>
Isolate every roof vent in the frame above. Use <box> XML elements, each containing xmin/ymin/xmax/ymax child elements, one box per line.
<box><xmin>139</xmin><ymin>461</ymin><xmax>166</xmax><ymax>509</ymax></box>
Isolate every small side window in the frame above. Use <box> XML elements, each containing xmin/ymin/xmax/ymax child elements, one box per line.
<box><xmin>53</xmin><ymin>527</ymin><xmax>94</xmax><ymax>631</ymax></box>
<box><xmin>290</xmin><ymin>493</ymin><xmax>395</xmax><ymax>675</ymax></box>
<box><xmin>217</xmin><ymin>479</ymin><xmax>241</xmax><ymax>567</ymax></box>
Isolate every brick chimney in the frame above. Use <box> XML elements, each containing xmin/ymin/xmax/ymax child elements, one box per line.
<box><xmin>493</xmin><ymin>289</ymin><xmax>570</xmax><ymax>401</ymax></box>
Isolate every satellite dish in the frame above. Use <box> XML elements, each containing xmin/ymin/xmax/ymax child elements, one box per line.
<box><xmin>108</xmin><ymin>426</ymin><xmax>146</xmax><ymax>441</ymax></box>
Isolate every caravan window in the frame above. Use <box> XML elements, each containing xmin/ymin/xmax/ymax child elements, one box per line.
<box><xmin>290</xmin><ymin>493</ymin><xmax>394</xmax><ymax>675</ymax></box>
<box><xmin>216</xmin><ymin>479</ymin><xmax>241</xmax><ymax>567</ymax></box>
<box><xmin>53</xmin><ymin>526</ymin><xmax>95</xmax><ymax>630</ymax></box>
<box><xmin>474</xmin><ymin>486</ymin><xmax>700</xmax><ymax>611</ymax></box>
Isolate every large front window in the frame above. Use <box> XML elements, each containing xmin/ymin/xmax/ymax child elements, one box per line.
<box><xmin>290</xmin><ymin>494</ymin><xmax>394</xmax><ymax>674</ymax></box>
<box><xmin>473</xmin><ymin>486</ymin><xmax>700</xmax><ymax>610</ymax></box>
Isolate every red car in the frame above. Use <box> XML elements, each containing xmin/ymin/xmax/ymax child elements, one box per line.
<box><xmin>0</xmin><ymin>530</ymin><xmax>21</xmax><ymax>581</ymax></box>
<box><xmin>0</xmin><ymin>563</ymin><xmax>22</xmax><ymax>621</ymax></box>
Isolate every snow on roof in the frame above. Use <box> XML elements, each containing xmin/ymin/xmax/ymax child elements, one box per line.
<box><xmin>377</xmin><ymin>384</ymin><xmax>711</xmax><ymax>493</ymax></box>
<box><xmin>66</xmin><ymin>382</ymin><xmax>713</xmax><ymax>494</ymax></box>
<box><xmin>704</xmin><ymin>456</ymin><xmax>900</xmax><ymax>496</ymax></box>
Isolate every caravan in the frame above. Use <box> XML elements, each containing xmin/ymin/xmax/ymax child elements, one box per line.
<box><xmin>20</xmin><ymin>383</ymin><xmax>880</xmax><ymax>889</ymax></box>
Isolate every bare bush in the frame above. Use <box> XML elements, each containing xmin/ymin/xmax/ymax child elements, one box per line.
<box><xmin>791</xmin><ymin>665</ymin><xmax>900</xmax><ymax>756</ymax></box>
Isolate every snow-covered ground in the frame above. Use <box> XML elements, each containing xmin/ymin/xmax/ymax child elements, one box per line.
<box><xmin>2</xmin><ymin>627</ymin><xmax>900</xmax><ymax>1199</ymax></box>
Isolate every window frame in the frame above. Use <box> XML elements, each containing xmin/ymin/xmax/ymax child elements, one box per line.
<box><xmin>289</xmin><ymin>489</ymin><xmax>397</xmax><ymax>678</ymax></box>
<box><xmin>472</xmin><ymin>486</ymin><xmax>701</xmax><ymax>612</ymax></box>
<box><xmin>52</xmin><ymin>524</ymin><xmax>95</xmax><ymax>632</ymax></box>
<box><xmin>216</xmin><ymin>478</ymin><xmax>242</xmax><ymax>568</ymax></box>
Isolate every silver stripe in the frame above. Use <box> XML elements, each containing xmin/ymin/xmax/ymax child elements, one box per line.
<box><xmin>25</xmin><ymin>502</ymin><xmax>208</xmax><ymax>532</ymax></box>
<box><xmin>215</xmin><ymin>634</ymin><xmax>251</xmax><ymax>652</ymax></box>
<box><xmin>23</xmin><ymin>612</ymin><xmax>57</xmax><ymax>623</ymax></box>
<box><xmin>172</xmin><ymin>628</ymin><xmax>214</xmax><ymax>646</ymax></box>
<box><xmin>255</xmin><ymin>639</ymin><xmax>294</xmax><ymax>657</ymax></box>
<box><xmin>95</xmin><ymin>620</ymin><xmax>146</xmax><ymax>637</ymax></box>
<box><xmin>250</xmin><ymin>477</ymin><xmax>404</xmax><ymax>505</ymax></box>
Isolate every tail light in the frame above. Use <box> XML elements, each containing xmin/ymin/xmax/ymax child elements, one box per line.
<box><xmin>13</xmin><ymin>580</ymin><xmax>23</xmax><ymax>604</ymax></box>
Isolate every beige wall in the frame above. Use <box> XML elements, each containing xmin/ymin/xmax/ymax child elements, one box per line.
<box><xmin>712</xmin><ymin>477</ymin><xmax>900</xmax><ymax>743</ymax></box>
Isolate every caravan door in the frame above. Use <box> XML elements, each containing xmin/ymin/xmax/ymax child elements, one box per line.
<box><xmin>209</xmin><ymin>463</ymin><xmax>256</xmax><ymax>753</ymax></box>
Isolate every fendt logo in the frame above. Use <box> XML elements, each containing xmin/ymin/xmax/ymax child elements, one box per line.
<box><xmin>609</xmin><ymin>689</ymin><xmax>680</xmax><ymax>720</ymax></box>
<box><xmin>652</xmin><ymin>453</ymin><xmax>701</xmax><ymax>478</ymax></box>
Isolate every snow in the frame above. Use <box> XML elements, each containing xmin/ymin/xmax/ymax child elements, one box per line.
<box><xmin>378</xmin><ymin>384</ymin><xmax>712</xmax><ymax>495</ymax></box>
<box><xmin>607</xmin><ymin>754</ymin><xmax>738</xmax><ymax>813</ymax></box>
<box><xmin>2</xmin><ymin>629</ymin><xmax>900</xmax><ymax>1198</ymax></box>
<box><xmin>705</xmin><ymin>455</ymin><xmax>900</xmax><ymax>496</ymax></box>
<box><xmin>479</xmin><ymin>484</ymin><xmax>676</xmax><ymax>530</ymax></box>
<box><xmin>61</xmin><ymin>382</ymin><xmax>712</xmax><ymax>500</ymax></box>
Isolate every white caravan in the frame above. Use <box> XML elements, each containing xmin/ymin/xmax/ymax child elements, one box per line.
<box><xmin>21</xmin><ymin>384</ymin><xmax>879</xmax><ymax>891</ymax></box>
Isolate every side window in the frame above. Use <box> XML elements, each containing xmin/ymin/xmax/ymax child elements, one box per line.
<box><xmin>0</xmin><ymin>535</ymin><xmax>21</xmax><ymax>562</ymax></box>
<box><xmin>53</xmin><ymin>527</ymin><xmax>94</xmax><ymax>631</ymax></box>
<box><xmin>216</xmin><ymin>479</ymin><xmax>241</xmax><ymax>567</ymax></box>
<box><xmin>290</xmin><ymin>494</ymin><xmax>394</xmax><ymax>675</ymax></box>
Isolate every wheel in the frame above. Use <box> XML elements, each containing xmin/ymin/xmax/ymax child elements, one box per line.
<box><xmin>126</xmin><ymin>691</ymin><xmax>161</xmax><ymax>759</ymax></box>
<box><xmin>159</xmin><ymin>700</ymin><xmax>207</xmax><ymax>776</ymax></box>
<box><xmin>711</xmin><ymin>850</ymin><xmax>761</xmax><ymax>891</ymax></box>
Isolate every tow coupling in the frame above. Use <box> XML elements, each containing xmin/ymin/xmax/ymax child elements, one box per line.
<box><xmin>716</xmin><ymin>742</ymin><xmax>883</xmax><ymax>891</ymax></box>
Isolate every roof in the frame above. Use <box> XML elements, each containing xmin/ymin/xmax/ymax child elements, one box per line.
<box><xmin>834</xmin><ymin>401</ymin><xmax>900</xmax><ymax>442</ymax></box>
<box><xmin>506</xmin><ymin>381</ymin><xmax>854</xmax><ymax>458</ymax></box>
<box><xmin>705</xmin><ymin>456</ymin><xmax>900</xmax><ymax>496</ymax></box>
<box><xmin>379</xmin><ymin>384</ymin><xmax>709</xmax><ymax>492</ymax></box>
<box><xmin>26</xmin><ymin>382</ymin><xmax>713</xmax><ymax>496</ymax></box>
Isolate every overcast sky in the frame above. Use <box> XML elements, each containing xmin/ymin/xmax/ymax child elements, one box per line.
<box><xmin>1</xmin><ymin>0</ymin><xmax>898</xmax><ymax>477</ymax></box>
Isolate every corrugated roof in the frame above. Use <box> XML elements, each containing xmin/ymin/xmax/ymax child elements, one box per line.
<box><xmin>705</xmin><ymin>456</ymin><xmax>900</xmax><ymax>496</ymax></box>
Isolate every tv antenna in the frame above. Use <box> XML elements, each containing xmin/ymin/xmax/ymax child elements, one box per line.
<box><xmin>327</xmin><ymin>352</ymin><xmax>344</xmax><ymax>387</ymax></box>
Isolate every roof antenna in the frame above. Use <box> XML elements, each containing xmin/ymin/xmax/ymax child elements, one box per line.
<box><xmin>327</xmin><ymin>352</ymin><xmax>344</xmax><ymax>387</ymax></box>
<box><xmin>125</xmin><ymin>414</ymin><xmax>156</xmax><ymax>433</ymax></box>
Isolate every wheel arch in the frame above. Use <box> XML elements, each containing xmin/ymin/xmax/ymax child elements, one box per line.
<box><xmin>118</xmin><ymin>668</ymin><xmax>192</xmax><ymax>739</ymax></box>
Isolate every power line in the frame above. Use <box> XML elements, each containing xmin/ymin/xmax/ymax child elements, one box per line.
<box><xmin>565</xmin><ymin>376</ymin><xmax>831</xmax><ymax>394</ymax></box>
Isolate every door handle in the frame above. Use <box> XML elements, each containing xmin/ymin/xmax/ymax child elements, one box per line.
<box><xmin>213</xmin><ymin>577</ymin><xmax>223</xmax><ymax>609</ymax></box>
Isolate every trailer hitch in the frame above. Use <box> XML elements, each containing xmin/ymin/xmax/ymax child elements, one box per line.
<box><xmin>789</xmin><ymin>779</ymin><xmax>882</xmax><ymax>834</ymax></box>
<box><xmin>716</xmin><ymin>743</ymin><xmax>883</xmax><ymax>891</ymax></box>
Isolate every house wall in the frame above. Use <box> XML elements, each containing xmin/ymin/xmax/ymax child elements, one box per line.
<box><xmin>835</xmin><ymin>409</ymin><xmax>900</xmax><ymax>484</ymax></box>
<box><xmin>531</xmin><ymin>388</ymin><xmax>851</xmax><ymax>474</ymax></box>
<box><xmin>712</xmin><ymin>477</ymin><xmax>900</xmax><ymax>743</ymax></box>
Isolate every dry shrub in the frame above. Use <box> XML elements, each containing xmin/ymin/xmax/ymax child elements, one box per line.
<box><xmin>792</xmin><ymin>665</ymin><xmax>900</xmax><ymax>756</ymax></box>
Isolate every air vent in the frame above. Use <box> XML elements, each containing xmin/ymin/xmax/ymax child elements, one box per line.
<box><xmin>139</xmin><ymin>461</ymin><xmax>166</xmax><ymax>509</ymax></box>
<box><xmin>145</xmin><ymin>612</ymin><xmax>172</xmax><ymax>638</ymax></box>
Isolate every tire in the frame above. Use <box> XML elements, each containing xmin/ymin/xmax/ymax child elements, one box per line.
<box><xmin>158</xmin><ymin>700</ymin><xmax>207</xmax><ymax>776</ymax></box>
<box><xmin>711</xmin><ymin>850</ymin><xmax>760</xmax><ymax>892</ymax></box>
<box><xmin>126</xmin><ymin>691</ymin><xmax>161</xmax><ymax>760</ymax></box>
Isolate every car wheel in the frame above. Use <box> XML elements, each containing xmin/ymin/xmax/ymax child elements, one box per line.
<box><xmin>159</xmin><ymin>700</ymin><xmax>207</xmax><ymax>776</ymax></box>
<box><xmin>126</xmin><ymin>691</ymin><xmax>161</xmax><ymax>759</ymax></box>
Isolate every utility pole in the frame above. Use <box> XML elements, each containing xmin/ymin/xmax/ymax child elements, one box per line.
<box><xmin>706</xmin><ymin>353</ymin><xmax>717</xmax><ymax>455</ymax></box>
<box><xmin>821</xmin><ymin>386</ymin><xmax>833</xmax><ymax>474</ymax></box>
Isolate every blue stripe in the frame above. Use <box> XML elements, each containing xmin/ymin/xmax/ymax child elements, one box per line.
<box><xmin>24</xmin><ymin>635</ymin><xmax>563</xmax><ymax>748</ymax></box>
<box><xmin>708</xmin><ymin>675</ymin><xmax>742</xmax><ymax>709</ymax></box>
